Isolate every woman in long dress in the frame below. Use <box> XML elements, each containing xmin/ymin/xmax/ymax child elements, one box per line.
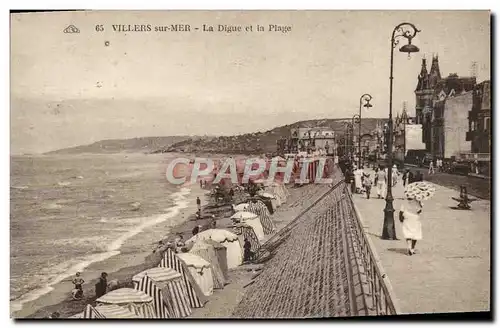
<box><xmin>399</xmin><ymin>197</ymin><xmax>423</xmax><ymax>255</ymax></box>
<box><xmin>354</xmin><ymin>168</ymin><xmax>363</xmax><ymax>193</ymax></box>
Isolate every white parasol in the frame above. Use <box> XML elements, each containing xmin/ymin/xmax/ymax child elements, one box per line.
<box><xmin>404</xmin><ymin>181</ymin><xmax>436</xmax><ymax>201</ymax></box>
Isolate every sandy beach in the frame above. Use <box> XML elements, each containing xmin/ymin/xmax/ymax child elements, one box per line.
<box><xmin>21</xmin><ymin>179</ymin><xmax>331</xmax><ymax>319</ymax></box>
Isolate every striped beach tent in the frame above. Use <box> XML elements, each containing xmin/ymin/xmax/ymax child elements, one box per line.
<box><xmin>233</xmin><ymin>223</ymin><xmax>260</xmax><ymax>254</ymax></box>
<box><xmin>83</xmin><ymin>304</ymin><xmax>106</xmax><ymax>319</ymax></box>
<box><xmin>96</xmin><ymin>288</ymin><xmax>156</xmax><ymax>319</ymax></box>
<box><xmin>203</xmin><ymin>239</ymin><xmax>229</xmax><ymax>281</ymax></box>
<box><xmin>190</xmin><ymin>240</ymin><xmax>226</xmax><ymax>289</ymax></box>
<box><xmin>133</xmin><ymin>275</ymin><xmax>170</xmax><ymax>319</ymax></box>
<box><xmin>159</xmin><ymin>248</ymin><xmax>207</xmax><ymax>309</ymax></box>
<box><xmin>176</xmin><ymin>253</ymin><xmax>214</xmax><ymax>297</ymax></box>
<box><xmin>95</xmin><ymin>304</ymin><xmax>140</xmax><ymax>319</ymax></box>
<box><xmin>186</xmin><ymin>229</ymin><xmax>242</xmax><ymax>269</ymax></box>
<box><xmin>133</xmin><ymin>267</ymin><xmax>191</xmax><ymax>318</ymax></box>
<box><xmin>247</xmin><ymin>200</ymin><xmax>276</xmax><ymax>235</ymax></box>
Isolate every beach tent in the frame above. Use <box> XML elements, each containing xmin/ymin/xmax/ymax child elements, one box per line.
<box><xmin>133</xmin><ymin>274</ymin><xmax>170</xmax><ymax>318</ymax></box>
<box><xmin>96</xmin><ymin>288</ymin><xmax>156</xmax><ymax>319</ymax></box>
<box><xmin>233</xmin><ymin>203</ymin><xmax>249</xmax><ymax>212</ymax></box>
<box><xmin>133</xmin><ymin>267</ymin><xmax>192</xmax><ymax>318</ymax></box>
<box><xmin>266</xmin><ymin>183</ymin><xmax>288</xmax><ymax>204</ymax></box>
<box><xmin>176</xmin><ymin>252</ymin><xmax>214</xmax><ymax>297</ymax></box>
<box><xmin>68</xmin><ymin>304</ymin><xmax>106</xmax><ymax>319</ymax></box>
<box><xmin>203</xmin><ymin>239</ymin><xmax>229</xmax><ymax>281</ymax></box>
<box><xmin>95</xmin><ymin>304</ymin><xmax>140</xmax><ymax>319</ymax></box>
<box><xmin>159</xmin><ymin>248</ymin><xmax>207</xmax><ymax>309</ymax></box>
<box><xmin>233</xmin><ymin>223</ymin><xmax>260</xmax><ymax>254</ymax></box>
<box><xmin>186</xmin><ymin>229</ymin><xmax>242</xmax><ymax>269</ymax></box>
<box><xmin>247</xmin><ymin>200</ymin><xmax>277</xmax><ymax>235</ymax></box>
<box><xmin>133</xmin><ymin>267</ymin><xmax>191</xmax><ymax>318</ymax></box>
<box><xmin>231</xmin><ymin>211</ymin><xmax>264</xmax><ymax>241</ymax></box>
<box><xmin>189</xmin><ymin>240</ymin><xmax>226</xmax><ymax>289</ymax></box>
<box><xmin>258</xmin><ymin>191</ymin><xmax>280</xmax><ymax>210</ymax></box>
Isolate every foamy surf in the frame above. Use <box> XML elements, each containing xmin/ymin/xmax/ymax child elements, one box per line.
<box><xmin>10</xmin><ymin>186</ymin><xmax>192</xmax><ymax>316</ymax></box>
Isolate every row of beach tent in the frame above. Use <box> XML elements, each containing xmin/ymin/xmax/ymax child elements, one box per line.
<box><xmin>69</xmin><ymin>181</ymin><xmax>290</xmax><ymax>319</ymax></box>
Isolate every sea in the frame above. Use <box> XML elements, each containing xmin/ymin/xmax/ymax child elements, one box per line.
<box><xmin>10</xmin><ymin>153</ymin><xmax>193</xmax><ymax>315</ymax></box>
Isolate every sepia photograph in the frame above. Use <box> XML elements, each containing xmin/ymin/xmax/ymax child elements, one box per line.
<box><xmin>9</xmin><ymin>9</ymin><xmax>491</xmax><ymax>319</ymax></box>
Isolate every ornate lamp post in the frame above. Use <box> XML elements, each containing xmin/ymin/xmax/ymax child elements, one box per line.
<box><xmin>382</xmin><ymin>22</ymin><xmax>421</xmax><ymax>240</ymax></box>
<box><xmin>358</xmin><ymin>94</ymin><xmax>373</xmax><ymax>168</ymax></box>
<box><xmin>352</xmin><ymin>114</ymin><xmax>360</xmax><ymax>165</ymax></box>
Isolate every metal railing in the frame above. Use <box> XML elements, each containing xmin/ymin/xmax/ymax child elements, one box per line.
<box><xmin>342</xmin><ymin>183</ymin><xmax>401</xmax><ymax>315</ymax></box>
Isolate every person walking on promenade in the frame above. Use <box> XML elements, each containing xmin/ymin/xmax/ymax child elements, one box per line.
<box><xmin>363</xmin><ymin>171</ymin><xmax>373</xmax><ymax>199</ymax></box>
<box><xmin>376</xmin><ymin>166</ymin><xmax>387</xmax><ymax>199</ymax></box>
<box><xmin>402</xmin><ymin>169</ymin><xmax>413</xmax><ymax>187</ymax></box>
<box><xmin>95</xmin><ymin>272</ymin><xmax>108</xmax><ymax>298</ymax></box>
<box><xmin>400</xmin><ymin>181</ymin><xmax>436</xmax><ymax>255</ymax></box>
<box><xmin>428</xmin><ymin>159</ymin><xmax>435</xmax><ymax>175</ymax></box>
<box><xmin>399</xmin><ymin>197</ymin><xmax>423</xmax><ymax>256</ymax></box>
<box><xmin>354</xmin><ymin>167</ymin><xmax>363</xmax><ymax>193</ymax></box>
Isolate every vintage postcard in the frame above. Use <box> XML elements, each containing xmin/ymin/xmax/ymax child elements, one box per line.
<box><xmin>10</xmin><ymin>10</ymin><xmax>491</xmax><ymax>319</ymax></box>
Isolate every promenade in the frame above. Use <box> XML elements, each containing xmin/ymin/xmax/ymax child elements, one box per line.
<box><xmin>351</xmin><ymin>174</ymin><xmax>491</xmax><ymax>314</ymax></box>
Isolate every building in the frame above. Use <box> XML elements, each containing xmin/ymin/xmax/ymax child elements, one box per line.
<box><xmin>288</xmin><ymin>127</ymin><xmax>336</xmax><ymax>155</ymax></box>
<box><xmin>414</xmin><ymin>55</ymin><xmax>476</xmax><ymax>157</ymax></box>
<box><xmin>466</xmin><ymin>80</ymin><xmax>491</xmax><ymax>155</ymax></box>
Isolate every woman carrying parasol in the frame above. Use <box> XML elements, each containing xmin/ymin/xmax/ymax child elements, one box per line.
<box><xmin>399</xmin><ymin>181</ymin><xmax>436</xmax><ymax>256</ymax></box>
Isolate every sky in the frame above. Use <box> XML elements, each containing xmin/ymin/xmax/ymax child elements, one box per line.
<box><xmin>10</xmin><ymin>10</ymin><xmax>490</xmax><ymax>154</ymax></box>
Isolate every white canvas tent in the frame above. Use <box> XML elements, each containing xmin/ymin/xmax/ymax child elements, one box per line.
<box><xmin>233</xmin><ymin>203</ymin><xmax>249</xmax><ymax>212</ymax></box>
<box><xmin>176</xmin><ymin>252</ymin><xmax>214</xmax><ymax>297</ymax></box>
<box><xmin>186</xmin><ymin>229</ymin><xmax>242</xmax><ymax>269</ymax></box>
<box><xmin>189</xmin><ymin>240</ymin><xmax>226</xmax><ymax>289</ymax></box>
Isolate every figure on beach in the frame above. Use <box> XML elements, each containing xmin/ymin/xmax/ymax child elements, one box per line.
<box><xmin>196</xmin><ymin>197</ymin><xmax>201</xmax><ymax>211</ymax></box>
<box><xmin>192</xmin><ymin>225</ymin><xmax>201</xmax><ymax>236</ymax></box>
<box><xmin>95</xmin><ymin>272</ymin><xmax>108</xmax><ymax>298</ymax></box>
<box><xmin>71</xmin><ymin>272</ymin><xmax>84</xmax><ymax>300</ymax></box>
<box><xmin>243</xmin><ymin>238</ymin><xmax>254</xmax><ymax>262</ymax></box>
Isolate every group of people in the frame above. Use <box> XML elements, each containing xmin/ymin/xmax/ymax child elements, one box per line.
<box><xmin>428</xmin><ymin>158</ymin><xmax>444</xmax><ymax>175</ymax></box>
<box><xmin>343</xmin><ymin>162</ymin><xmax>424</xmax><ymax>200</ymax></box>
<box><xmin>70</xmin><ymin>271</ymin><xmax>109</xmax><ymax>301</ymax></box>
<box><xmin>342</xmin><ymin>160</ymin><xmax>429</xmax><ymax>257</ymax></box>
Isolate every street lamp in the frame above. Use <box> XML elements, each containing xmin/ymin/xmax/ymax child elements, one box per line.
<box><xmin>352</xmin><ymin>114</ymin><xmax>360</xmax><ymax>164</ymax></box>
<box><xmin>358</xmin><ymin>94</ymin><xmax>373</xmax><ymax>168</ymax></box>
<box><xmin>382</xmin><ymin>22</ymin><xmax>421</xmax><ymax>241</ymax></box>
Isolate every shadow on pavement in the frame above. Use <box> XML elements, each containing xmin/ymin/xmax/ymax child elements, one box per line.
<box><xmin>387</xmin><ymin>248</ymin><xmax>409</xmax><ymax>256</ymax></box>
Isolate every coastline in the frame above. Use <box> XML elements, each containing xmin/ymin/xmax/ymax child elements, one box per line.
<box><xmin>14</xmin><ymin>183</ymin><xmax>208</xmax><ymax>319</ymax></box>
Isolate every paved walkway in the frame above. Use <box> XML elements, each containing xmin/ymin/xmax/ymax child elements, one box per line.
<box><xmin>351</xmin><ymin>173</ymin><xmax>490</xmax><ymax>314</ymax></box>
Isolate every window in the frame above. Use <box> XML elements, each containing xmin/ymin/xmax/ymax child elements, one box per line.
<box><xmin>485</xmin><ymin>117</ymin><xmax>490</xmax><ymax>132</ymax></box>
